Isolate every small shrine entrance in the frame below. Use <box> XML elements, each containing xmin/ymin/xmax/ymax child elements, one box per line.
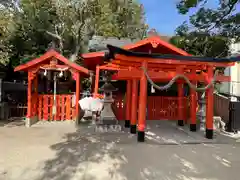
<box><xmin>102</xmin><ymin>44</ymin><xmax>233</xmax><ymax>141</ymax></box>
<box><xmin>82</xmin><ymin>36</ymin><xmax>234</xmax><ymax>142</ymax></box>
<box><xmin>84</xmin><ymin>36</ymin><xmax>199</xmax><ymax>123</ymax></box>
<box><xmin>14</xmin><ymin>49</ymin><xmax>89</xmax><ymax>126</ymax></box>
<box><xmin>83</xmin><ymin>36</ymin><xmax>193</xmax><ymax>122</ymax></box>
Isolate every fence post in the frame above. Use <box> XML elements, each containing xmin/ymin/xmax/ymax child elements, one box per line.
<box><xmin>227</xmin><ymin>96</ymin><xmax>238</xmax><ymax>132</ymax></box>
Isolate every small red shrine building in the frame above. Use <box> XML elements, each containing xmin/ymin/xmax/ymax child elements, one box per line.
<box><xmin>14</xmin><ymin>49</ymin><xmax>89</xmax><ymax>127</ymax></box>
<box><xmin>13</xmin><ymin>36</ymin><xmax>236</xmax><ymax>143</ymax></box>
<box><xmin>82</xmin><ymin>36</ymin><xmax>234</xmax><ymax>141</ymax></box>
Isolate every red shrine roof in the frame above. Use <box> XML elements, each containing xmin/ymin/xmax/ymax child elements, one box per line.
<box><xmin>14</xmin><ymin>49</ymin><xmax>89</xmax><ymax>75</ymax></box>
<box><xmin>82</xmin><ymin>36</ymin><xmax>190</xmax><ymax>70</ymax></box>
<box><xmin>106</xmin><ymin>45</ymin><xmax>236</xmax><ymax>67</ymax></box>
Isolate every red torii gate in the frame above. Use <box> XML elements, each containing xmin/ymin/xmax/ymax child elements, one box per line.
<box><xmin>103</xmin><ymin>45</ymin><xmax>233</xmax><ymax>142</ymax></box>
<box><xmin>82</xmin><ymin>36</ymin><xmax>233</xmax><ymax>142</ymax></box>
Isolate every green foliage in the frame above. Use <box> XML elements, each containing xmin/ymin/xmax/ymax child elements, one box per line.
<box><xmin>95</xmin><ymin>0</ymin><xmax>147</xmax><ymax>39</ymax></box>
<box><xmin>1</xmin><ymin>0</ymin><xmax>147</xmax><ymax>66</ymax></box>
<box><xmin>171</xmin><ymin>0</ymin><xmax>240</xmax><ymax>57</ymax></box>
<box><xmin>176</xmin><ymin>0</ymin><xmax>240</xmax><ymax>41</ymax></box>
<box><xmin>0</xmin><ymin>7</ymin><xmax>14</xmax><ymax>65</ymax></box>
<box><xmin>170</xmin><ymin>33</ymin><xmax>230</xmax><ymax>57</ymax></box>
<box><xmin>177</xmin><ymin>0</ymin><xmax>205</xmax><ymax>14</ymax></box>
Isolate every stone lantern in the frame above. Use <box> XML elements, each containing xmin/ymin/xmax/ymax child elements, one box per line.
<box><xmin>197</xmin><ymin>92</ymin><xmax>206</xmax><ymax>131</ymax></box>
<box><xmin>99</xmin><ymin>81</ymin><xmax>118</xmax><ymax>124</ymax></box>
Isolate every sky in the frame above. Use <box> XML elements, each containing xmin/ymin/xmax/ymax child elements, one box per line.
<box><xmin>139</xmin><ymin>0</ymin><xmax>219</xmax><ymax>36</ymax></box>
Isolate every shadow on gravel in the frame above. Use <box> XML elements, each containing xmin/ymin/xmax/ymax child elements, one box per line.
<box><xmin>37</xmin><ymin>125</ymin><xmax>130</xmax><ymax>180</ymax></box>
<box><xmin>37</xmin><ymin>121</ymin><xmax>239</xmax><ymax>180</ymax></box>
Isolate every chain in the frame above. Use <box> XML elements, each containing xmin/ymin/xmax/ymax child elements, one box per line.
<box><xmin>141</xmin><ymin>67</ymin><xmax>219</xmax><ymax>92</ymax></box>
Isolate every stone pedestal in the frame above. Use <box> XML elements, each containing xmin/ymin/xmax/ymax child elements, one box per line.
<box><xmin>96</xmin><ymin>81</ymin><xmax>121</xmax><ymax>132</ymax></box>
<box><xmin>100</xmin><ymin>95</ymin><xmax>117</xmax><ymax>125</ymax></box>
<box><xmin>25</xmin><ymin>116</ymin><xmax>38</xmax><ymax>127</ymax></box>
<box><xmin>197</xmin><ymin>99</ymin><xmax>206</xmax><ymax>131</ymax></box>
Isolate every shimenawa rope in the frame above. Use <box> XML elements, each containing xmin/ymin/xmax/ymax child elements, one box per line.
<box><xmin>141</xmin><ymin>67</ymin><xmax>218</xmax><ymax>92</ymax></box>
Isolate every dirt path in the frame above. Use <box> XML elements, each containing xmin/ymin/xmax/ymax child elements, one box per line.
<box><xmin>1</xmin><ymin>121</ymin><xmax>240</xmax><ymax>180</ymax></box>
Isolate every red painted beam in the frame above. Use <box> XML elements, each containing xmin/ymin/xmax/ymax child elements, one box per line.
<box><xmin>111</xmin><ymin>69</ymin><xmax>231</xmax><ymax>82</ymax></box>
<box><xmin>112</xmin><ymin>60</ymin><xmax>205</xmax><ymax>70</ymax></box>
<box><xmin>114</xmin><ymin>54</ymin><xmax>235</xmax><ymax>67</ymax></box>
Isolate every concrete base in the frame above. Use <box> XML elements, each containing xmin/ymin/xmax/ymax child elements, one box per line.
<box><xmin>25</xmin><ymin>116</ymin><xmax>38</xmax><ymax>127</ymax></box>
<box><xmin>125</xmin><ymin>120</ymin><xmax>130</xmax><ymax>128</ymax></box>
<box><xmin>177</xmin><ymin>120</ymin><xmax>184</xmax><ymax>126</ymax></box>
<box><xmin>137</xmin><ymin>131</ymin><xmax>145</xmax><ymax>142</ymax></box>
<box><xmin>206</xmin><ymin>129</ymin><xmax>213</xmax><ymax>139</ymax></box>
<box><xmin>190</xmin><ymin>124</ymin><xmax>197</xmax><ymax>132</ymax></box>
<box><xmin>130</xmin><ymin>125</ymin><xmax>137</xmax><ymax>134</ymax></box>
<box><xmin>0</xmin><ymin>103</ymin><xmax>4</xmax><ymax>120</ymax></box>
<box><xmin>0</xmin><ymin>102</ymin><xmax>8</xmax><ymax>120</ymax></box>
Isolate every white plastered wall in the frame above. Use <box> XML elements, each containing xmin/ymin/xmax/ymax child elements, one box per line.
<box><xmin>219</xmin><ymin>41</ymin><xmax>240</xmax><ymax>96</ymax></box>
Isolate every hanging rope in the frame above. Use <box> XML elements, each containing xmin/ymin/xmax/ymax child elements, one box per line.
<box><xmin>141</xmin><ymin>67</ymin><xmax>218</xmax><ymax>92</ymax></box>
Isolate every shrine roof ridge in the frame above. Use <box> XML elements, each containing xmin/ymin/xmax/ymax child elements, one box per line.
<box><xmin>14</xmin><ymin>49</ymin><xmax>89</xmax><ymax>75</ymax></box>
<box><xmin>106</xmin><ymin>44</ymin><xmax>240</xmax><ymax>63</ymax></box>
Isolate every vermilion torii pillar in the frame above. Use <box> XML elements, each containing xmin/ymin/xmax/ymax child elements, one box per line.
<box><xmin>130</xmin><ymin>79</ymin><xmax>138</xmax><ymax>134</ymax></box>
<box><xmin>138</xmin><ymin>61</ymin><xmax>148</xmax><ymax>142</ymax></box>
<box><xmin>27</xmin><ymin>71</ymin><xmax>33</xmax><ymax>119</ymax></box>
<box><xmin>189</xmin><ymin>68</ymin><xmax>197</xmax><ymax>131</ymax></box>
<box><xmin>190</xmin><ymin>82</ymin><xmax>197</xmax><ymax>131</ymax></box>
<box><xmin>206</xmin><ymin>66</ymin><xmax>214</xmax><ymax>139</ymax></box>
<box><xmin>75</xmin><ymin>72</ymin><xmax>80</xmax><ymax>121</ymax></box>
<box><xmin>177</xmin><ymin>67</ymin><xmax>185</xmax><ymax>126</ymax></box>
<box><xmin>125</xmin><ymin>80</ymin><xmax>132</xmax><ymax>127</ymax></box>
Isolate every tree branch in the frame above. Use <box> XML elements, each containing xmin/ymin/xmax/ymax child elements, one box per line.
<box><xmin>45</xmin><ymin>30</ymin><xmax>62</xmax><ymax>41</ymax></box>
<box><xmin>208</xmin><ymin>0</ymin><xmax>238</xmax><ymax>31</ymax></box>
<box><xmin>45</xmin><ymin>29</ymin><xmax>63</xmax><ymax>53</ymax></box>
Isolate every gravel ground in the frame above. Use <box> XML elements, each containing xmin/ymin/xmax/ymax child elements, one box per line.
<box><xmin>0</xmin><ymin>120</ymin><xmax>239</xmax><ymax>180</ymax></box>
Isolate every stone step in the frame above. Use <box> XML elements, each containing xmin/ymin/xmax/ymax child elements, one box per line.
<box><xmin>99</xmin><ymin>119</ymin><xmax>119</xmax><ymax>125</ymax></box>
<box><xmin>94</xmin><ymin>124</ymin><xmax>123</xmax><ymax>133</ymax></box>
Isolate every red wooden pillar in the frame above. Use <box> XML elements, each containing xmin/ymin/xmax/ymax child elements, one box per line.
<box><xmin>206</xmin><ymin>66</ymin><xmax>214</xmax><ymax>139</ymax></box>
<box><xmin>130</xmin><ymin>79</ymin><xmax>138</xmax><ymax>134</ymax></box>
<box><xmin>33</xmin><ymin>75</ymin><xmax>38</xmax><ymax>117</ymax></box>
<box><xmin>177</xmin><ymin>68</ymin><xmax>184</xmax><ymax>126</ymax></box>
<box><xmin>125</xmin><ymin>80</ymin><xmax>132</xmax><ymax>128</ymax></box>
<box><xmin>91</xmin><ymin>71</ymin><xmax>95</xmax><ymax>94</ymax></box>
<box><xmin>27</xmin><ymin>71</ymin><xmax>33</xmax><ymax>118</ymax></box>
<box><xmin>138</xmin><ymin>61</ymin><xmax>147</xmax><ymax>142</ymax></box>
<box><xmin>94</xmin><ymin>65</ymin><xmax>100</xmax><ymax>97</ymax></box>
<box><xmin>190</xmin><ymin>82</ymin><xmax>197</xmax><ymax>131</ymax></box>
<box><xmin>75</xmin><ymin>72</ymin><xmax>80</xmax><ymax>120</ymax></box>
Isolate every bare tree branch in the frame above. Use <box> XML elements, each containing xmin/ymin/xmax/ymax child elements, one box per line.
<box><xmin>207</xmin><ymin>0</ymin><xmax>238</xmax><ymax>31</ymax></box>
<box><xmin>45</xmin><ymin>30</ymin><xmax>62</xmax><ymax>41</ymax></box>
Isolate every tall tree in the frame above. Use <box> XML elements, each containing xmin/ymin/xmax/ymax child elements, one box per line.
<box><xmin>170</xmin><ymin>29</ymin><xmax>230</xmax><ymax>58</ymax></box>
<box><xmin>170</xmin><ymin>0</ymin><xmax>239</xmax><ymax>57</ymax></box>
<box><xmin>0</xmin><ymin>6</ymin><xmax>15</xmax><ymax>65</ymax></box>
<box><xmin>176</xmin><ymin>0</ymin><xmax>239</xmax><ymax>40</ymax></box>
<box><xmin>3</xmin><ymin>0</ymin><xmax>147</xmax><ymax>66</ymax></box>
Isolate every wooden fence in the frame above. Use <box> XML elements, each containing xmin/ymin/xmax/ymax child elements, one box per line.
<box><xmin>37</xmin><ymin>94</ymin><xmax>75</xmax><ymax>121</ymax></box>
<box><xmin>214</xmin><ymin>93</ymin><xmax>230</xmax><ymax>124</ymax></box>
<box><xmin>112</xmin><ymin>95</ymin><xmax>190</xmax><ymax>121</ymax></box>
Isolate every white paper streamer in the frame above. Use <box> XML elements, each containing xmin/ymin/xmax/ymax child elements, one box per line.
<box><xmin>79</xmin><ymin>97</ymin><xmax>104</xmax><ymax>112</ymax></box>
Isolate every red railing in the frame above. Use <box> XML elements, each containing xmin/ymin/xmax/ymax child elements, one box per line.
<box><xmin>147</xmin><ymin>96</ymin><xmax>189</xmax><ymax>120</ymax></box>
<box><xmin>112</xmin><ymin>95</ymin><xmax>125</xmax><ymax>120</ymax></box>
<box><xmin>38</xmin><ymin>94</ymin><xmax>75</xmax><ymax>121</ymax></box>
<box><xmin>35</xmin><ymin>94</ymin><xmax>190</xmax><ymax>121</ymax></box>
<box><xmin>112</xmin><ymin>95</ymin><xmax>190</xmax><ymax>121</ymax></box>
